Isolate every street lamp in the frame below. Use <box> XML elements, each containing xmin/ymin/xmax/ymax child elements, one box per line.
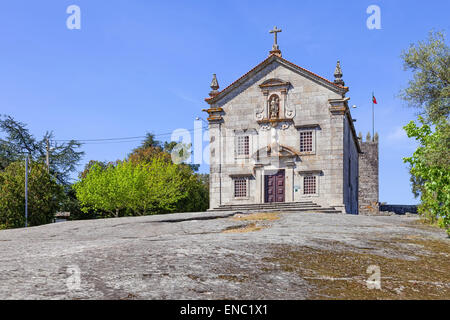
<box><xmin>195</xmin><ymin>116</ymin><xmax>209</xmax><ymax>125</ymax></box>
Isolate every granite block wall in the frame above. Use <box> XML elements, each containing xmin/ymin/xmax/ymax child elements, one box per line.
<box><xmin>358</xmin><ymin>138</ymin><xmax>379</xmax><ymax>214</ymax></box>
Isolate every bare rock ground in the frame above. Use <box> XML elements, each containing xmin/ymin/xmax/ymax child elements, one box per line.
<box><xmin>0</xmin><ymin>211</ymin><xmax>448</xmax><ymax>299</ymax></box>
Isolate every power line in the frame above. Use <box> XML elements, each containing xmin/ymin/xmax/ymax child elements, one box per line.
<box><xmin>52</xmin><ymin>126</ymin><xmax>209</xmax><ymax>143</ymax></box>
<box><xmin>82</xmin><ymin>139</ymin><xmax>146</xmax><ymax>145</ymax></box>
<box><xmin>55</xmin><ymin>136</ymin><xmax>146</xmax><ymax>142</ymax></box>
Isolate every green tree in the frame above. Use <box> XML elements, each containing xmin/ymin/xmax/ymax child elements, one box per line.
<box><xmin>73</xmin><ymin>133</ymin><xmax>209</xmax><ymax>219</ymax></box>
<box><xmin>403</xmin><ymin>118</ymin><xmax>450</xmax><ymax>235</ymax></box>
<box><xmin>128</xmin><ymin>137</ymin><xmax>207</xmax><ymax>211</ymax></box>
<box><xmin>60</xmin><ymin>187</ymin><xmax>98</xmax><ymax>220</ymax></box>
<box><xmin>400</xmin><ymin>31</ymin><xmax>450</xmax><ymax>235</ymax></box>
<box><xmin>128</xmin><ymin>145</ymin><xmax>171</xmax><ymax>165</ymax></box>
<box><xmin>78</xmin><ymin>160</ymin><xmax>109</xmax><ymax>180</ymax></box>
<box><xmin>0</xmin><ymin>115</ymin><xmax>84</xmax><ymax>185</ymax></box>
<box><xmin>400</xmin><ymin>31</ymin><xmax>449</xmax><ymax>123</ymax></box>
<box><xmin>73</xmin><ymin>157</ymin><xmax>188</xmax><ymax>217</ymax></box>
<box><xmin>73</xmin><ymin>162</ymin><xmax>127</xmax><ymax>217</ymax></box>
<box><xmin>0</xmin><ymin>161</ymin><xmax>64</xmax><ymax>229</ymax></box>
<box><xmin>173</xmin><ymin>166</ymin><xmax>209</xmax><ymax>213</ymax></box>
<box><xmin>135</xmin><ymin>133</ymin><xmax>161</xmax><ymax>151</ymax></box>
<box><xmin>133</xmin><ymin>157</ymin><xmax>188</xmax><ymax>214</ymax></box>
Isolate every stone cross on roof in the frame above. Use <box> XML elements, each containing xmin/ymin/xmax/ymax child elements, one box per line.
<box><xmin>269</xmin><ymin>26</ymin><xmax>282</xmax><ymax>57</ymax></box>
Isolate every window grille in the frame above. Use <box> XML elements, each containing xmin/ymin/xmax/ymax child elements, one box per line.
<box><xmin>234</xmin><ymin>177</ymin><xmax>248</xmax><ymax>197</ymax></box>
<box><xmin>303</xmin><ymin>176</ymin><xmax>317</xmax><ymax>194</ymax></box>
<box><xmin>300</xmin><ymin>131</ymin><xmax>313</xmax><ymax>152</ymax></box>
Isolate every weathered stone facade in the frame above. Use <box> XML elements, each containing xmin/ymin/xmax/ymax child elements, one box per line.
<box><xmin>204</xmin><ymin>52</ymin><xmax>361</xmax><ymax>214</ymax></box>
<box><xmin>358</xmin><ymin>136</ymin><xmax>379</xmax><ymax>214</ymax></box>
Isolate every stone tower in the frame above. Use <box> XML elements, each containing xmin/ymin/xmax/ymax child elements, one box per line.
<box><xmin>358</xmin><ymin>133</ymin><xmax>379</xmax><ymax>214</ymax></box>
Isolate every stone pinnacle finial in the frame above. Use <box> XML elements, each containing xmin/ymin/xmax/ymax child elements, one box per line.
<box><xmin>209</xmin><ymin>74</ymin><xmax>219</xmax><ymax>97</ymax></box>
<box><xmin>269</xmin><ymin>26</ymin><xmax>282</xmax><ymax>57</ymax></box>
<box><xmin>334</xmin><ymin>60</ymin><xmax>345</xmax><ymax>86</ymax></box>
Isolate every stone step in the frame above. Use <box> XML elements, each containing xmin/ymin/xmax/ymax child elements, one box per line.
<box><xmin>217</xmin><ymin>202</ymin><xmax>317</xmax><ymax>207</ymax></box>
<box><xmin>208</xmin><ymin>201</ymin><xmax>342</xmax><ymax>214</ymax></box>
<box><xmin>218</xmin><ymin>201</ymin><xmax>317</xmax><ymax>206</ymax></box>
<box><xmin>210</xmin><ymin>207</ymin><xmax>341</xmax><ymax>214</ymax></box>
<box><xmin>216</xmin><ymin>206</ymin><xmax>322</xmax><ymax>211</ymax></box>
<box><xmin>216</xmin><ymin>201</ymin><xmax>316</xmax><ymax>208</ymax></box>
<box><xmin>216</xmin><ymin>203</ymin><xmax>320</xmax><ymax>209</ymax></box>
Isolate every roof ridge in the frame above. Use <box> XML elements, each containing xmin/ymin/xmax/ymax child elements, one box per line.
<box><xmin>205</xmin><ymin>55</ymin><xmax>274</xmax><ymax>102</ymax></box>
<box><xmin>277</xmin><ymin>56</ymin><xmax>347</xmax><ymax>90</ymax></box>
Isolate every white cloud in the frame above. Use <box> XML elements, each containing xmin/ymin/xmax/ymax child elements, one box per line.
<box><xmin>384</xmin><ymin>126</ymin><xmax>418</xmax><ymax>151</ymax></box>
<box><xmin>171</xmin><ymin>90</ymin><xmax>201</xmax><ymax>105</ymax></box>
<box><xmin>386</xmin><ymin>126</ymin><xmax>408</xmax><ymax>142</ymax></box>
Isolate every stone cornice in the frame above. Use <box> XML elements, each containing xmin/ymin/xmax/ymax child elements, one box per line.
<box><xmin>328</xmin><ymin>97</ymin><xmax>350</xmax><ymax>115</ymax></box>
<box><xmin>229</xmin><ymin>173</ymin><xmax>253</xmax><ymax>178</ymax></box>
<box><xmin>202</xmin><ymin>107</ymin><xmax>224</xmax><ymax>123</ymax></box>
<box><xmin>258</xmin><ymin>78</ymin><xmax>291</xmax><ymax>89</ymax></box>
<box><xmin>256</xmin><ymin>118</ymin><xmax>294</xmax><ymax>125</ymax></box>
<box><xmin>294</xmin><ymin>124</ymin><xmax>320</xmax><ymax>129</ymax></box>
<box><xmin>297</xmin><ymin>170</ymin><xmax>323</xmax><ymax>175</ymax></box>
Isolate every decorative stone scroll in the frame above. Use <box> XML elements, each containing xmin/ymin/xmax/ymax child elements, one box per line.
<box><xmin>283</xmin><ymin>89</ymin><xmax>295</xmax><ymax>119</ymax></box>
<box><xmin>255</xmin><ymin>104</ymin><xmax>264</xmax><ymax>121</ymax></box>
<box><xmin>258</xmin><ymin>119</ymin><xmax>292</xmax><ymax>131</ymax></box>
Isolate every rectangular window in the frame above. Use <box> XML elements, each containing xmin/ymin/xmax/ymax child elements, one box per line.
<box><xmin>236</xmin><ymin>135</ymin><xmax>250</xmax><ymax>156</ymax></box>
<box><xmin>300</xmin><ymin>131</ymin><xmax>313</xmax><ymax>152</ymax></box>
<box><xmin>303</xmin><ymin>176</ymin><xmax>317</xmax><ymax>195</ymax></box>
<box><xmin>234</xmin><ymin>177</ymin><xmax>248</xmax><ymax>198</ymax></box>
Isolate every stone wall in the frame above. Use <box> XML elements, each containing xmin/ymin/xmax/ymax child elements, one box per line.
<box><xmin>343</xmin><ymin>116</ymin><xmax>359</xmax><ymax>214</ymax></box>
<box><xmin>379</xmin><ymin>204</ymin><xmax>418</xmax><ymax>214</ymax></box>
<box><xmin>358</xmin><ymin>136</ymin><xmax>379</xmax><ymax>214</ymax></box>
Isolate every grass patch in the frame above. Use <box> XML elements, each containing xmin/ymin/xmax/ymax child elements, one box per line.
<box><xmin>218</xmin><ymin>274</ymin><xmax>249</xmax><ymax>283</ymax></box>
<box><xmin>264</xmin><ymin>237</ymin><xmax>450</xmax><ymax>299</ymax></box>
<box><xmin>232</xmin><ymin>212</ymin><xmax>280</xmax><ymax>221</ymax></box>
<box><xmin>223</xmin><ymin>223</ymin><xmax>267</xmax><ymax>233</ymax></box>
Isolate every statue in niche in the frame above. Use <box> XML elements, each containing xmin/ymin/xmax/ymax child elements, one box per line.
<box><xmin>269</xmin><ymin>95</ymin><xmax>280</xmax><ymax>119</ymax></box>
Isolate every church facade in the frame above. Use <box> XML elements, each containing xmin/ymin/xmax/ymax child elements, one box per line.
<box><xmin>203</xmin><ymin>28</ymin><xmax>361</xmax><ymax>214</ymax></box>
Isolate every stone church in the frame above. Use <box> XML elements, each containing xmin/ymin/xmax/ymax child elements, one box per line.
<box><xmin>203</xmin><ymin>27</ymin><xmax>378</xmax><ymax>214</ymax></box>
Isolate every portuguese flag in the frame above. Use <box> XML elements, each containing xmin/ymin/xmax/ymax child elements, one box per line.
<box><xmin>372</xmin><ymin>94</ymin><xmax>377</xmax><ymax>104</ymax></box>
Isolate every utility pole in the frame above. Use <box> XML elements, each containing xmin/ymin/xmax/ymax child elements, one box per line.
<box><xmin>46</xmin><ymin>138</ymin><xmax>50</xmax><ymax>173</ymax></box>
<box><xmin>25</xmin><ymin>154</ymin><xmax>29</xmax><ymax>228</ymax></box>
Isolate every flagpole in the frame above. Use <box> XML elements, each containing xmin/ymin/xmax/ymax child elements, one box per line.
<box><xmin>372</xmin><ymin>91</ymin><xmax>374</xmax><ymax>141</ymax></box>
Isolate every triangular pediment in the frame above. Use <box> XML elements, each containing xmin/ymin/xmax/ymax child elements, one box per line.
<box><xmin>205</xmin><ymin>54</ymin><xmax>348</xmax><ymax>105</ymax></box>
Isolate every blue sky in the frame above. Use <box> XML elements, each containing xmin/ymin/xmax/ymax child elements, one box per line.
<box><xmin>0</xmin><ymin>0</ymin><xmax>448</xmax><ymax>204</ymax></box>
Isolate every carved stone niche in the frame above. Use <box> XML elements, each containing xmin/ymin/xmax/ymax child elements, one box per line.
<box><xmin>255</xmin><ymin>78</ymin><xmax>295</xmax><ymax>129</ymax></box>
<box><xmin>268</xmin><ymin>94</ymin><xmax>280</xmax><ymax>119</ymax></box>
